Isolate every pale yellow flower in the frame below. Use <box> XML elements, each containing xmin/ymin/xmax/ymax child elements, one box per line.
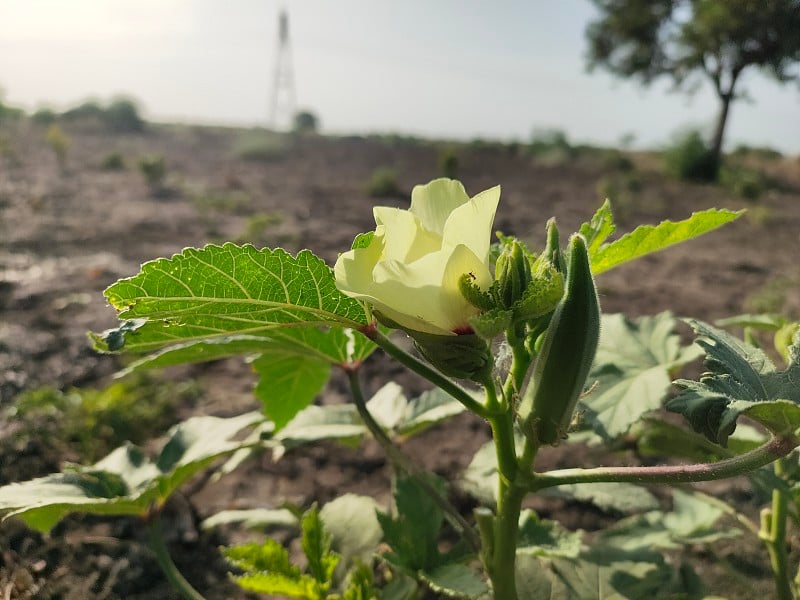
<box><xmin>335</xmin><ymin>179</ymin><xmax>500</xmax><ymax>335</ymax></box>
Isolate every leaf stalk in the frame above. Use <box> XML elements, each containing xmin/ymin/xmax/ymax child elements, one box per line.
<box><xmin>526</xmin><ymin>435</ymin><xmax>799</xmax><ymax>491</ymax></box>
<box><xmin>344</xmin><ymin>367</ymin><xmax>481</xmax><ymax>551</ymax></box>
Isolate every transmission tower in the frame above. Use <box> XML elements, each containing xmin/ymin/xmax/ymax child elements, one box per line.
<box><xmin>269</xmin><ymin>10</ymin><xmax>296</xmax><ymax>130</ymax></box>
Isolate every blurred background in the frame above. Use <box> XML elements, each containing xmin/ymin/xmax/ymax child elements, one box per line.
<box><xmin>1</xmin><ymin>0</ymin><xmax>798</xmax><ymax>152</ymax></box>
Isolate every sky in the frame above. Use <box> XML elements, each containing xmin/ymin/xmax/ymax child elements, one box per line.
<box><xmin>1</xmin><ymin>0</ymin><xmax>799</xmax><ymax>153</ymax></box>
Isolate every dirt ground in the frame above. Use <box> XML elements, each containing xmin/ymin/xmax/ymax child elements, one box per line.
<box><xmin>1</xmin><ymin>120</ymin><xmax>800</xmax><ymax>598</ymax></box>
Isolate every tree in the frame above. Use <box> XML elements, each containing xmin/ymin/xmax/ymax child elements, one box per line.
<box><xmin>292</xmin><ymin>110</ymin><xmax>319</xmax><ymax>134</ymax></box>
<box><xmin>586</xmin><ymin>0</ymin><xmax>800</xmax><ymax>178</ymax></box>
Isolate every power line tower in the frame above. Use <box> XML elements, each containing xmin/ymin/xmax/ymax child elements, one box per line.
<box><xmin>269</xmin><ymin>9</ymin><xmax>296</xmax><ymax>130</ymax></box>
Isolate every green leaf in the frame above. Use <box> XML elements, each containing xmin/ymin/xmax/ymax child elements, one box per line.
<box><xmin>351</xmin><ymin>231</ymin><xmax>374</xmax><ymax>250</ymax></box>
<box><xmin>514</xmin><ymin>554</ymin><xmax>559</xmax><ymax>600</ymax></box>
<box><xmin>319</xmin><ymin>494</ymin><xmax>383</xmax><ymax>566</ymax></box>
<box><xmin>716</xmin><ymin>313</ymin><xmax>788</xmax><ymax>331</ymax></box>
<box><xmin>0</xmin><ymin>412</ymin><xmax>263</xmax><ymax>532</ymax></box>
<box><xmin>578</xmin><ymin>200</ymin><xmax>616</xmax><ymax>254</ymax></box>
<box><xmin>342</xmin><ymin>562</ymin><xmax>378</xmax><ymax>600</ymax></box>
<box><xmin>419</xmin><ymin>564</ymin><xmax>488</xmax><ymax>599</ymax></box>
<box><xmin>201</xmin><ymin>508</ymin><xmax>298</xmax><ymax>531</ymax></box>
<box><xmin>381</xmin><ymin>573</ymin><xmax>420</xmax><ymax>600</ymax></box>
<box><xmin>399</xmin><ymin>388</ymin><xmax>466</xmax><ymax>437</ymax></box>
<box><xmin>274</xmin><ymin>404</ymin><xmax>365</xmax><ymax>457</ymax></box>
<box><xmin>459</xmin><ymin>440</ymin><xmax>502</xmax><ymax>505</ymax></box>
<box><xmin>233</xmin><ymin>573</ymin><xmax>320</xmax><ymax>598</ymax></box>
<box><xmin>119</xmin><ymin>326</ymin><xmax>375</xmax><ymax>374</ymax></box>
<box><xmin>517</xmin><ymin>510</ymin><xmax>583</xmax><ymax>558</ymax></box>
<box><xmin>631</xmin><ymin>417</ymin><xmax>731</xmax><ymax>463</ymax></box>
<box><xmin>515</xmin><ymin>550</ymin><xmax>705</xmax><ymax>600</ymax></box>
<box><xmin>668</xmin><ymin>320</ymin><xmax>800</xmax><ymax>444</ymax></box>
<box><xmin>461</xmin><ymin>442</ymin><xmax>656</xmax><ymax>513</ymax></box>
<box><xmin>597</xmin><ymin>489</ymin><xmax>739</xmax><ymax>551</ymax></box>
<box><xmin>582</xmin><ymin>312</ymin><xmax>701</xmax><ymax>441</ymax></box>
<box><xmin>364</xmin><ymin>382</ymin><xmax>408</xmax><ymax>431</ymax></box>
<box><xmin>546</xmin><ymin>547</ymin><xmax>693</xmax><ymax>600</ymax></box>
<box><xmin>91</xmin><ymin>244</ymin><xmax>368</xmax><ymax>354</ymax></box>
<box><xmin>301</xmin><ymin>506</ymin><xmax>340</xmax><ymax>588</ymax></box>
<box><xmin>114</xmin><ymin>334</ymin><xmax>276</xmax><ymax>375</ymax></box>
<box><xmin>542</xmin><ymin>482</ymin><xmax>659</xmax><ymax>513</ymax></box>
<box><xmin>590</xmin><ymin>209</ymin><xmax>743</xmax><ymax>275</ymax></box>
<box><xmin>377</xmin><ymin>473</ymin><xmax>446</xmax><ymax>572</ymax></box>
<box><xmin>363</xmin><ymin>383</ymin><xmax>466</xmax><ymax>438</ymax></box>
<box><xmin>224</xmin><ymin>538</ymin><xmax>301</xmax><ymax>577</ymax></box>
<box><xmin>252</xmin><ymin>353</ymin><xmax>330</xmax><ymax>430</ymax></box>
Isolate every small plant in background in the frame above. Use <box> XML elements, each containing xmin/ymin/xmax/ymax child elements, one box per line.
<box><xmin>138</xmin><ymin>154</ymin><xmax>167</xmax><ymax>194</ymax></box>
<box><xmin>190</xmin><ymin>189</ymin><xmax>251</xmax><ymax>216</ymax></box>
<box><xmin>599</xmin><ymin>148</ymin><xmax>634</xmax><ymax>172</ymax></box>
<box><xmin>237</xmin><ymin>211</ymin><xmax>283</xmax><ymax>245</ymax></box>
<box><xmin>0</xmin><ymin>134</ymin><xmax>20</xmax><ymax>167</ymax></box>
<box><xmin>234</xmin><ymin>130</ymin><xmax>289</xmax><ymax>162</ymax></box>
<box><xmin>663</xmin><ymin>129</ymin><xmax>717</xmax><ymax>182</ymax></box>
<box><xmin>45</xmin><ymin>124</ymin><xmax>70</xmax><ymax>172</ymax></box>
<box><xmin>292</xmin><ymin>110</ymin><xmax>319</xmax><ymax>134</ymax></box>
<box><xmin>745</xmin><ymin>276</ymin><xmax>798</xmax><ymax>315</ymax></box>
<box><xmin>61</xmin><ymin>99</ymin><xmax>105</xmax><ymax>123</ymax></box>
<box><xmin>366</xmin><ymin>167</ymin><xmax>402</xmax><ymax>198</ymax></box>
<box><xmin>437</xmin><ymin>146</ymin><xmax>459</xmax><ymax>179</ymax></box>
<box><xmin>528</xmin><ymin>128</ymin><xmax>575</xmax><ymax>163</ymax></box>
<box><xmin>31</xmin><ymin>107</ymin><xmax>57</xmax><ymax>126</ymax></box>
<box><xmin>5</xmin><ymin>373</ymin><xmax>195</xmax><ymax>465</ymax></box>
<box><xmin>0</xmin><ymin>95</ymin><xmax>25</xmax><ymax>124</ymax></box>
<box><xmin>719</xmin><ymin>165</ymin><xmax>771</xmax><ymax>201</ymax></box>
<box><xmin>731</xmin><ymin>144</ymin><xmax>784</xmax><ymax>162</ymax></box>
<box><xmin>100</xmin><ymin>151</ymin><xmax>126</xmax><ymax>171</ymax></box>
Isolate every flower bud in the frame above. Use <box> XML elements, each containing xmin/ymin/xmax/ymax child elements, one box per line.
<box><xmin>495</xmin><ymin>239</ymin><xmax>533</xmax><ymax>310</ymax></box>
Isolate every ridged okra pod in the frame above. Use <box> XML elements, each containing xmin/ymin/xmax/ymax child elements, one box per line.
<box><xmin>517</xmin><ymin>234</ymin><xmax>600</xmax><ymax>446</ymax></box>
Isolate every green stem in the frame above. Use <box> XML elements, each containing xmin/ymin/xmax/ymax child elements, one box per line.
<box><xmin>485</xmin><ymin>341</ymin><xmax>535</xmax><ymax>600</ymax></box>
<box><xmin>146</xmin><ymin>515</ymin><xmax>207</xmax><ymax>600</ymax></box>
<box><xmin>490</xmin><ymin>482</ymin><xmax>525</xmax><ymax>600</ymax></box>
<box><xmin>344</xmin><ymin>367</ymin><xmax>481</xmax><ymax>552</ymax></box>
<box><xmin>368</xmin><ymin>330</ymin><xmax>490</xmax><ymax>418</ymax></box>
<box><xmin>759</xmin><ymin>459</ymin><xmax>793</xmax><ymax>600</ymax></box>
<box><xmin>526</xmin><ymin>435</ymin><xmax>798</xmax><ymax>491</ymax></box>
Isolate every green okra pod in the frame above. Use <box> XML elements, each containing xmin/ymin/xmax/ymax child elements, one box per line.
<box><xmin>517</xmin><ymin>233</ymin><xmax>600</xmax><ymax>446</ymax></box>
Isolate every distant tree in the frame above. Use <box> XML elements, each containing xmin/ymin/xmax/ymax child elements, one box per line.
<box><xmin>586</xmin><ymin>0</ymin><xmax>800</xmax><ymax>178</ymax></box>
<box><xmin>61</xmin><ymin>100</ymin><xmax>105</xmax><ymax>122</ymax></box>
<box><xmin>104</xmin><ymin>97</ymin><xmax>145</xmax><ymax>132</ymax></box>
<box><xmin>292</xmin><ymin>110</ymin><xmax>319</xmax><ymax>134</ymax></box>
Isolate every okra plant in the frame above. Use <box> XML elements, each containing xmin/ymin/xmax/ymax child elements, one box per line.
<box><xmin>2</xmin><ymin>178</ymin><xmax>800</xmax><ymax>599</ymax></box>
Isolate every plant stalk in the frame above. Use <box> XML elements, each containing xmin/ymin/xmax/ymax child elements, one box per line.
<box><xmin>146</xmin><ymin>515</ymin><xmax>207</xmax><ymax>600</ymax></box>
<box><xmin>344</xmin><ymin>367</ymin><xmax>481</xmax><ymax>551</ymax></box>
<box><xmin>484</xmin><ymin>344</ymin><xmax>537</xmax><ymax>600</ymax></box>
<box><xmin>490</xmin><ymin>481</ymin><xmax>525</xmax><ymax>600</ymax></box>
<box><xmin>759</xmin><ymin>459</ymin><xmax>793</xmax><ymax>600</ymax></box>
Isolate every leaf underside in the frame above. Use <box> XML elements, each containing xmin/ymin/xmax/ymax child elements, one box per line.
<box><xmin>668</xmin><ymin>320</ymin><xmax>800</xmax><ymax>445</ymax></box>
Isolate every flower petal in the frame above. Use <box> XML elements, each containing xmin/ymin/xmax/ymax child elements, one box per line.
<box><xmin>442</xmin><ymin>185</ymin><xmax>500</xmax><ymax>261</ymax></box>
<box><xmin>373</xmin><ymin>207</ymin><xmax>440</xmax><ymax>262</ymax></box>
<box><xmin>333</xmin><ymin>231</ymin><xmax>385</xmax><ymax>298</ymax></box>
<box><xmin>409</xmin><ymin>179</ymin><xmax>470</xmax><ymax>235</ymax></box>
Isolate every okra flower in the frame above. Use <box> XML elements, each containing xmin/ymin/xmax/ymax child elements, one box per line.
<box><xmin>334</xmin><ymin>178</ymin><xmax>500</xmax><ymax>336</ymax></box>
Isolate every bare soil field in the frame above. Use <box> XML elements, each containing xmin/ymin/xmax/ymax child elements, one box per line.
<box><xmin>1</xmin><ymin>121</ymin><xmax>799</xmax><ymax>598</ymax></box>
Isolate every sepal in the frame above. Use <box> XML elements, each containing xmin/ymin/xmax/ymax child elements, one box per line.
<box><xmin>409</xmin><ymin>330</ymin><xmax>492</xmax><ymax>382</ymax></box>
